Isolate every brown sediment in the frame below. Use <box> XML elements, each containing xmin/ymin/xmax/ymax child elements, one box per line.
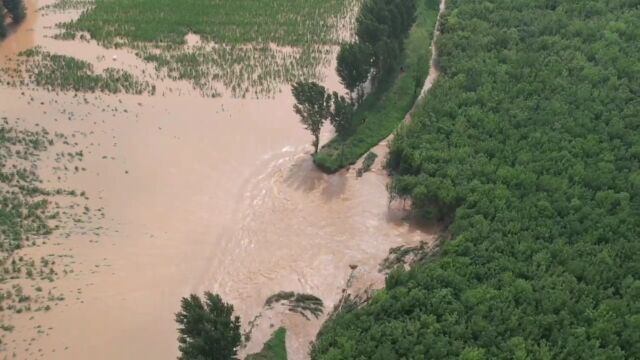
<box><xmin>0</xmin><ymin>0</ymin><xmax>443</xmax><ymax>359</ymax></box>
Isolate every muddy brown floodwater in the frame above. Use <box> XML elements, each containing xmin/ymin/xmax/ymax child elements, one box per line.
<box><xmin>0</xmin><ymin>0</ymin><xmax>443</xmax><ymax>359</ymax></box>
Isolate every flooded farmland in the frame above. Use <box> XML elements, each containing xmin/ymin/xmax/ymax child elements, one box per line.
<box><xmin>0</xmin><ymin>0</ymin><xmax>438</xmax><ymax>359</ymax></box>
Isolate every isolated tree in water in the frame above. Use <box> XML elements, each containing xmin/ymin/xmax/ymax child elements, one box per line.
<box><xmin>292</xmin><ymin>81</ymin><xmax>331</xmax><ymax>154</ymax></box>
<box><xmin>336</xmin><ymin>42</ymin><xmax>373</xmax><ymax>102</ymax></box>
<box><xmin>2</xmin><ymin>0</ymin><xmax>26</xmax><ymax>24</ymax></box>
<box><xmin>175</xmin><ymin>292</ymin><xmax>241</xmax><ymax>360</ymax></box>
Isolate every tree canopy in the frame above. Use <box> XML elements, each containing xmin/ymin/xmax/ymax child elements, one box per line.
<box><xmin>292</xmin><ymin>81</ymin><xmax>331</xmax><ymax>154</ymax></box>
<box><xmin>0</xmin><ymin>3</ymin><xmax>7</xmax><ymax>39</ymax></box>
<box><xmin>336</xmin><ymin>42</ymin><xmax>373</xmax><ymax>100</ymax></box>
<box><xmin>175</xmin><ymin>292</ymin><xmax>241</xmax><ymax>360</ymax></box>
<box><xmin>328</xmin><ymin>92</ymin><xmax>354</xmax><ymax>139</ymax></box>
<box><xmin>355</xmin><ymin>0</ymin><xmax>417</xmax><ymax>81</ymax></box>
<box><xmin>2</xmin><ymin>0</ymin><xmax>26</xmax><ymax>24</ymax></box>
<box><xmin>312</xmin><ymin>0</ymin><xmax>640</xmax><ymax>358</ymax></box>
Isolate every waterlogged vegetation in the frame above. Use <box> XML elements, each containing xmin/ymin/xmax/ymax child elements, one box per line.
<box><xmin>314</xmin><ymin>0</ymin><xmax>440</xmax><ymax>172</ymax></box>
<box><xmin>0</xmin><ymin>120</ymin><xmax>69</xmax><ymax>251</ymax></box>
<box><xmin>143</xmin><ymin>44</ymin><xmax>330</xmax><ymax>98</ymax></box>
<box><xmin>68</xmin><ymin>0</ymin><xmax>351</xmax><ymax>46</ymax></box>
<box><xmin>0</xmin><ymin>118</ymin><xmax>96</xmax><ymax>343</ymax></box>
<box><xmin>0</xmin><ymin>47</ymin><xmax>155</xmax><ymax>95</ymax></box>
<box><xmin>312</xmin><ymin>0</ymin><xmax>640</xmax><ymax>358</ymax></box>
<box><xmin>58</xmin><ymin>0</ymin><xmax>357</xmax><ymax>97</ymax></box>
<box><xmin>0</xmin><ymin>256</ymin><xmax>69</xmax><ymax>313</ymax></box>
<box><xmin>0</xmin><ymin>117</ymin><xmax>93</xmax><ymax>250</ymax></box>
<box><xmin>356</xmin><ymin>151</ymin><xmax>378</xmax><ymax>177</ymax></box>
<box><xmin>265</xmin><ymin>291</ymin><xmax>324</xmax><ymax>321</ymax></box>
<box><xmin>246</xmin><ymin>327</ymin><xmax>288</xmax><ymax>360</ymax></box>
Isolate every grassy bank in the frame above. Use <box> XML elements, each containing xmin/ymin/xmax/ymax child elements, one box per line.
<box><xmin>312</xmin><ymin>0</ymin><xmax>640</xmax><ymax>358</ymax></box>
<box><xmin>313</xmin><ymin>0</ymin><xmax>440</xmax><ymax>173</ymax></box>
<box><xmin>246</xmin><ymin>327</ymin><xmax>287</xmax><ymax>360</ymax></box>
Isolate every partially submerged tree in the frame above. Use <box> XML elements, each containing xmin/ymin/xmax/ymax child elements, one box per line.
<box><xmin>336</xmin><ymin>42</ymin><xmax>373</xmax><ymax>102</ymax></box>
<box><xmin>3</xmin><ymin>0</ymin><xmax>26</xmax><ymax>24</ymax></box>
<box><xmin>292</xmin><ymin>81</ymin><xmax>331</xmax><ymax>154</ymax></box>
<box><xmin>175</xmin><ymin>292</ymin><xmax>242</xmax><ymax>360</ymax></box>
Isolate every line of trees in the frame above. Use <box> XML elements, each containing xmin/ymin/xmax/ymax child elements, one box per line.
<box><xmin>0</xmin><ymin>0</ymin><xmax>27</xmax><ymax>39</ymax></box>
<box><xmin>311</xmin><ymin>0</ymin><xmax>640</xmax><ymax>358</ymax></box>
<box><xmin>336</xmin><ymin>0</ymin><xmax>417</xmax><ymax>102</ymax></box>
<box><xmin>293</xmin><ymin>0</ymin><xmax>419</xmax><ymax>156</ymax></box>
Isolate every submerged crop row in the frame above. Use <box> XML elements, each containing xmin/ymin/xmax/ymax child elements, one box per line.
<box><xmin>142</xmin><ymin>44</ymin><xmax>331</xmax><ymax>98</ymax></box>
<box><xmin>0</xmin><ymin>47</ymin><xmax>155</xmax><ymax>95</ymax></box>
<box><xmin>53</xmin><ymin>0</ymin><xmax>359</xmax><ymax>97</ymax></box>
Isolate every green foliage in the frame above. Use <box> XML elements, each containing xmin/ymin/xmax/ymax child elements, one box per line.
<box><xmin>356</xmin><ymin>151</ymin><xmax>377</xmax><ymax>177</ymax></box>
<box><xmin>246</xmin><ymin>327</ymin><xmax>288</xmax><ymax>360</ymax></box>
<box><xmin>315</xmin><ymin>1</ymin><xmax>439</xmax><ymax>173</ymax></box>
<box><xmin>141</xmin><ymin>43</ymin><xmax>327</xmax><ymax>98</ymax></box>
<box><xmin>312</xmin><ymin>0</ymin><xmax>640</xmax><ymax>359</ymax></box>
<box><xmin>356</xmin><ymin>0</ymin><xmax>417</xmax><ymax>80</ymax></box>
<box><xmin>328</xmin><ymin>92</ymin><xmax>355</xmax><ymax>139</ymax></box>
<box><xmin>0</xmin><ymin>123</ymin><xmax>58</xmax><ymax>251</ymax></box>
<box><xmin>292</xmin><ymin>81</ymin><xmax>332</xmax><ymax>154</ymax></box>
<box><xmin>62</xmin><ymin>0</ymin><xmax>353</xmax><ymax>97</ymax></box>
<box><xmin>68</xmin><ymin>0</ymin><xmax>350</xmax><ymax>46</ymax></box>
<box><xmin>265</xmin><ymin>291</ymin><xmax>324</xmax><ymax>320</ymax></box>
<box><xmin>1</xmin><ymin>47</ymin><xmax>154</xmax><ymax>94</ymax></box>
<box><xmin>175</xmin><ymin>292</ymin><xmax>241</xmax><ymax>360</ymax></box>
<box><xmin>2</xmin><ymin>0</ymin><xmax>26</xmax><ymax>24</ymax></box>
<box><xmin>336</xmin><ymin>42</ymin><xmax>373</xmax><ymax>97</ymax></box>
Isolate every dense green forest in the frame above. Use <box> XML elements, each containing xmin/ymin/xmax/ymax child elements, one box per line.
<box><xmin>312</xmin><ymin>0</ymin><xmax>640</xmax><ymax>358</ymax></box>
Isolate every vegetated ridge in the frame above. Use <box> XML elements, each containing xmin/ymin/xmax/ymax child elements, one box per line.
<box><xmin>314</xmin><ymin>0</ymin><xmax>440</xmax><ymax>173</ymax></box>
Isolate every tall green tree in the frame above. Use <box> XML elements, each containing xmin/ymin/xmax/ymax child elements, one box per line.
<box><xmin>3</xmin><ymin>0</ymin><xmax>26</xmax><ymax>24</ymax></box>
<box><xmin>329</xmin><ymin>92</ymin><xmax>354</xmax><ymax>138</ymax></box>
<box><xmin>336</xmin><ymin>43</ymin><xmax>373</xmax><ymax>102</ymax></box>
<box><xmin>291</xmin><ymin>81</ymin><xmax>331</xmax><ymax>154</ymax></box>
<box><xmin>175</xmin><ymin>292</ymin><xmax>241</xmax><ymax>360</ymax></box>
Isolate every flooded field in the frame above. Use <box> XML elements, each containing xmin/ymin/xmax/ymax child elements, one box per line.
<box><xmin>0</xmin><ymin>0</ymin><xmax>438</xmax><ymax>359</ymax></box>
